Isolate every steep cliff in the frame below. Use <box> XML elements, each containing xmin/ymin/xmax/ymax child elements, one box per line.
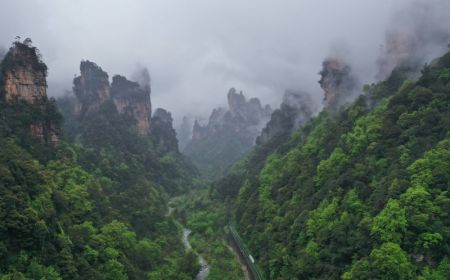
<box><xmin>319</xmin><ymin>58</ymin><xmax>359</xmax><ymax>108</ymax></box>
<box><xmin>73</xmin><ymin>60</ymin><xmax>111</xmax><ymax>115</ymax></box>
<box><xmin>0</xmin><ymin>40</ymin><xmax>60</xmax><ymax>145</ymax></box>
<box><xmin>183</xmin><ymin>88</ymin><xmax>272</xmax><ymax>179</ymax></box>
<box><xmin>111</xmin><ymin>75</ymin><xmax>151</xmax><ymax>135</ymax></box>
<box><xmin>150</xmin><ymin>108</ymin><xmax>178</xmax><ymax>153</ymax></box>
<box><xmin>216</xmin><ymin>48</ymin><xmax>450</xmax><ymax>280</ymax></box>
<box><xmin>257</xmin><ymin>90</ymin><xmax>315</xmax><ymax>146</ymax></box>
<box><xmin>70</xmin><ymin>61</ymin><xmax>152</xmax><ymax>136</ymax></box>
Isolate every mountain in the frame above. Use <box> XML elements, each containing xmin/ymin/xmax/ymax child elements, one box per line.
<box><xmin>183</xmin><ymin>88</ymin><xmax>272</xmax><ymax>179</ymax></box>
<box><xmin>214</xmin><ymin>49</ymin><xmax>450</xmax><ymax>279</ymax></box>
<box><xmin>0</xmin><ymin>39</ymin><xmax>199</xmax><ymax>280</ymax></box>
<box><xmin>0</xmin><ymin>40</ymin><xmax>60</xmax><ymax>146</ymax></box>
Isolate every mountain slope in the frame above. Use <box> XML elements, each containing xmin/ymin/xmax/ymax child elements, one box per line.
<box><xmin>217</xmin><ymin>49</ymin><xmax>450</xmax><ymax>279</ymax></box>
<box><xmin>0</xmin><ymin>40</ymin><xmax>199</xmax><ymax>280</ymax></box>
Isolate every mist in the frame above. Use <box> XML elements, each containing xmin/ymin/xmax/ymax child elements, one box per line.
<box><xmin>1</xmin><ymin>0</ymin><xmax>449</xmax><ymax>125</ymax></box>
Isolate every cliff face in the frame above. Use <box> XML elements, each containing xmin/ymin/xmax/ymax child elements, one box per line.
<box><xmin>319</xmin><ymin>58</ymin><xmax>359</xmax><ymax>108</ymax></box>
<box><xmin>73</xmin><ymin>60</ymin><xmax>111</xmax><ymax>115</ymax></box>
<box><xmin>72</xmin><ymin>61</ymin><xmax>152</xmax><ymax>135</ymax></box>
<box><xmin>0</xmin><ymin>41</ymin><xmax>60</xmax><ymax>145</ymax></box>
<box><xmin>111</xmin><ymin>75</ymin><xmax>151</xmax><ymax>135</ymax></box>
<box><xmin>257</xmin><ymin>90</ymin><xmax>315</xmax><ymax>145</ymax></box>
<box><xmin>183</xmin><ymin>88</ymin><xmax>272</xmax><ymax>178</ymax></box>
<box><xmin>1</xmin><ymin>42</ymin><xmax>48</xmax><ymax>104</ymax></box>
<box><xmin>150</xmin><ymin>108</ymin><xmax>178</xmax><ymax>152</ymax></box>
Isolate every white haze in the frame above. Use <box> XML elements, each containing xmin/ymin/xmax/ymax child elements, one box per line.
<box><xmin>0</xmin><ymin>0</ymin><xmax>449</xmax><ymax>125</ymax></box>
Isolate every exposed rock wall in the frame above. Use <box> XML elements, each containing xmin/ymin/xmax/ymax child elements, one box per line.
<box><xmin>319</xmin><ymin>58</ymin><xmax>359</xmax><ymax>108</ymax></box>
<box><xmin>183</xmin><ymin>88</ymin><xmax>272</xmax><ymax>178</ymax></box>
<box><xmin>257</xmin><ymin>90</ymin><xmax>315</xmax><ymax>145</ymax></box>
<box><xmin>72</xmin><ymin>61</ymin><xmax>152</xmax><ymax>135</ymax></box>
<box><xmin>73</xmin><ymin>60</ymin><xmax>111</xmax><ymax>115</ymax></box>
<box><xmin>111</xmin><ymin>75</ymin><xmax>151</xmax><ymax>135</ymax></box>
<box><xmin>1</xmin><ymin>41</ymin><xmax>48</xmax><ymax>104</ymax></box>
<box><xmin>0</xmin><ymin>41</ymin><xmax>60</xmax><ymax>145</ymax></box>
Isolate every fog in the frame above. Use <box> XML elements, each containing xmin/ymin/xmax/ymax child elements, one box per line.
<box><xmin>0</xmin><ymin>0</ymin><xmax>449</xmax><ymax>124</ymax></box>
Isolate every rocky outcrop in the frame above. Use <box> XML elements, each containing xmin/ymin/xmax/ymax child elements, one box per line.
<box><xmin>257</xmin><ymin>90</ymin><xmax>315</xmax><ymax>145</ymax></box>
<box><xmin>150</xmin><ymin>108</ymin><xmax>178</xmax><ymax>152</ymax></box>
<box><xmin>376</xmin><ymin>2</ymin><xmax>450</xmax><ymax>80</ymax></box>
<box><xmin>183</xmin><ymin>88</ymin><xmax>272</xmax><ymax>178</ymax></box>
<box><xmin>72</xmin><ymin>61</ymin><xmax>152</xmax><ymax>135</ymax></box>
<box><xmin>1</xmin><ymin>41</ymin><xmax>48</xmax><ymax>104</ymax></box>
<box><xmin>319</xmin><ymin>58</ymin><xmax>358</xmax><ymax>108</ymax></box>
<box><xmin>0</xmin><ymin>40</ymin><xmax>60</xmax><ymax>145</ymax></box>
<box><xmin>111</xmin><ymin>75</ymin><xmax>151</xmax><ymax>135</ymax></box>
<box><xmin>73</xmin><ymin>61</ymin><xmax>111</xmax><ymax>115</ymax></box>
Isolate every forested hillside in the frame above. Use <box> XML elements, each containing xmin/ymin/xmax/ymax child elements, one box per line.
<box><xmin>215</xmin><ymin>49</ymin><xmax>450</xmax><ymax>279</ymax></box>
<box><xmin>0</xmin><ymin>40</ymin><xmax>199</xmax><ymax>280</ymax></box>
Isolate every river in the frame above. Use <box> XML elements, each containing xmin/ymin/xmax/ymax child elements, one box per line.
<box><xmin>169</xmin><ymin>202</ymin><xmax>210</xmax><ymax>280</ymax></box>
<box><xmin>182</xmin><ymin>228</ymin><xmax>210</xmax><ymax>280</ymax></box>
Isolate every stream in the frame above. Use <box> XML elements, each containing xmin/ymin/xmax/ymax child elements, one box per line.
<box><xmin>182</xmin><ymin>228</ymin><xmax>210</xmax><ymax>280</ymax></box>
<box><xmin>169</xmin><ymin>202</ymin><xmax>210</xmax><ymax>280</ymax></box>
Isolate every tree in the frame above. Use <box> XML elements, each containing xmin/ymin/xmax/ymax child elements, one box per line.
<box><xmin>371</xmin><ymin>199</ymin><xmax>407</xmax><ymax>243</ymax></box>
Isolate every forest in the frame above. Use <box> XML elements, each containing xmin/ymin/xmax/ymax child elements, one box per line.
<box><xmin>1</xmin><ymin>2</ymin><xmax>450</xmax><ymax>279</ymax></box>
<box><xmin>208</xmin><ymin>48</ymin><xmax>450</xmax><ymax>279</ymax></box>
<box><xmin>0</xmin><ymin>41</ymin><xmax>200</xmax><ymax>279</ymax></box>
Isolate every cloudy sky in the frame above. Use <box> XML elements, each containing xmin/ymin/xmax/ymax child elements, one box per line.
<box><xmin>0</xmin><ymin>0</ymin><xmax>449</xmax><ymax>124</ymax></box>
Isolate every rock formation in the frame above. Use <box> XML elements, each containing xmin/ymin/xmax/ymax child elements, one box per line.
<box><xmin>183</xmin><ymin>88</ymin><xmax>272</xmax><ymax>178</ymax></box>
<box><xmin>72</xmin><ymin>61</ymin><xmax>152</xmax><ymax>135</ymax></box>
<box><xmin>257</xmin><ymin>90</ymin><xmax>315</xmax><ymax>145</ymax></box>
<box><xmin>1</xmin><ymin>40</ymin><xmax>48</xmax><ymax>104</ymax></box>
<box><xmin>111</xmin><ymin>75</ymin><xmax>151</xmax><ymax>135</ymax></box>
<box><xmin>150</xmin><ymin>108</ymin><xmax>178</xmax><ymax>152</ymax></box>
<box><xmin>319</xmin><ymin>58</ymin><xmax>358</xmax><ymax>108</ymax></box>
<box><xmin>0</xmin><ymin>40</ymin><xmax>60</xmax><ymax>145</ymax></box>
<box><xmin>73</xmin><ymin>60</ymin><xmax>111</xmax><ymax>115</ymax></box>
<box><xmin>376</xmin><ymin>1</ymin><xmax>450</xmax><ymax>80</ymax></box>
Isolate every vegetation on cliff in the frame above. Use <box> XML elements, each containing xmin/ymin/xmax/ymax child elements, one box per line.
<box><xmin>212</xmin><ymin>49</ymin><xmax>450</xmax><ymax>279</ymax></box>
<box><xmin>0</xmin><ymin>40</ymin><xmax>199</xmax><ymax>279</ymax></box>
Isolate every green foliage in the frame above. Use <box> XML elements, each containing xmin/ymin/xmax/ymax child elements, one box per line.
<box><xmin>173</xmin><ymin>189</ymin><xmax>244</xmax><ymax>280</ymax></box>
<box><xmin>371</xmin><ymin>199</ymin><xmax>407</xmax><ymax>242</ymax></box>
<box><xmin>222</xmin><ymin>49</ymin><xmax>450</xmax><ymax>279</ymax></box>
<box><xmin>0</xmin><ymin>44</ymin><xmax>200</xmax><ymax>279</ymax></box>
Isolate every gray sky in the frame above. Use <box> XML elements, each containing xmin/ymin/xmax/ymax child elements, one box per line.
<box><xmin>1</xmin><ymin>0</ymin><xmax>449</xmax><ymax>124</ymax></box>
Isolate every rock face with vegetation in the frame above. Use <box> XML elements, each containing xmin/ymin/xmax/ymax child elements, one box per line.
<box><xmin>72</xmin><ymin>61</ymin><xmax>152</xmax><ymax>136</ymax></box>
<box><xmin>0</xmin><ymin>39</ymin><xmax>200</xmax><ymax>280</ymax></box>
<box><xmin>111</xmin><ymin>74</ymin><xmax>152</xmax><ymax>135</ymax></box>
<box><xmin>257</xmin><ymin>90</ymin><xmax>316</xmax><ymax>146</ymax></box>
<box><xmin>183</xmin><ymin>88</ymin><xmax>272</xmax><ymax>179</ymax></box>
<box><xmin>0</xmin><ymin>39</ymin><xmax>60</xmax><ymax>145</ymax></box>
<box><xmin>214</xmin><ymin>49</ymin><xmax>450</xmax><ymax>279</ymax></box>
<box><xmin>319</xmin><ymin>58</ymin><xmax>359</xmax><ymax>108</ymax></box>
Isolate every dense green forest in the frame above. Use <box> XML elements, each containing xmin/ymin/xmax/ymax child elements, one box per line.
<box><xmin>171</xmin><ymin>190</ymin><xmax>244</xmax><ymax>280</ymax></box>
<box><xmin>211</xmin><ymin>49</ymin><xmax>450</xmax><ymax>279</ymax></box>
<box><xmin>1</xmin><ymin>33</ymin><xmax>450</xmax><ymax>280</ymax></box>
<box><xmin>0</xmin><ymin>41</ymin><xmax>200</xmax><ymax>279</ymax></box>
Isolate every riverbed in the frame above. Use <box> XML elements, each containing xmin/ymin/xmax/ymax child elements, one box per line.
<box><xmin>182</xmin><ymin>228</ymin><xmax>210</xmax><ymax>280</ymax></box>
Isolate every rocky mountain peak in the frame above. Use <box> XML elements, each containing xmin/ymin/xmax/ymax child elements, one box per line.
<box><xmin>319</xmin><ymin>58</ymin><xmax>358</xmax><ymax>108</ymax></box>
<box><xmin>1</xmin><ymin>40</ymin><xmax>48</xmax><ymax>104</ymax></box>
<box><xmin>71</xmin><ymin>61</ymin><xmax>152</xmax><ymax>135</ymax></box>
<box><xmin>111</xmin><ymin>74</ymin><xmax>152</xmax><ymax>135</ymax></box>
<box><xmin>183</xmin><ymin>88</ymin><xmax>272</xmax><ymax>178</ymax></box>
<box><xmin>257</xmin><ymin>90</ymin><xmax>315</xmax><ymax>145</ymax></box>
<box><xmin>73</xmin><ymin>60</ymin><xmax>111</xmax><ymax>115</ymax></box>
<box><xmin>150</xmin><ymin>108</ymin><xmax>178</xmax><ymax>153</ymax></box>
<box><xmin>0</xmin><ymin>40</ymin><xmax>60</xmax><ymax>145</ymax></box>
<box><xmin>227</xmin><ymin>87</ymin><xmax>246</xmax><ymax>115</ymax></box>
